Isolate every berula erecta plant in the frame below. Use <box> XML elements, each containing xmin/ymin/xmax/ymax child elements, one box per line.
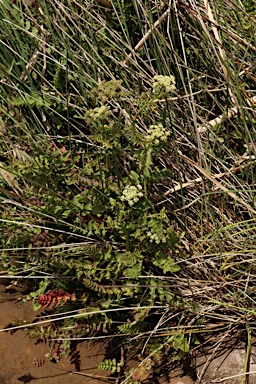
<box><xmin>1</xmin><ymin>0</ymin><xmax>256</xmax><ymax>382</ymax></box>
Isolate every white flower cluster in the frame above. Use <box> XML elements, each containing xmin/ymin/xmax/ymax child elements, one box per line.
<box><xmin>121</xmin><ymin>184</ymin><xmax>143</xmax><ymax>206</ymax></box>
<box><xmin>145</xmin><ymin>123</ymin><xmax>170</xmax><ymax>146</ymax></box>
<box><xmin>152</xmin><ymin>75</ymin><xmax>176</xmax><ymax>94</ymax></box>
<box><xmin>86</xmin><ymin>105</ymin><xmax>110</xmax><ymax>120</ymax></box>
<box><xmin>147</xmin><ymin>231</ymin><xmax>166</xmax><ymax>244</ymax></box>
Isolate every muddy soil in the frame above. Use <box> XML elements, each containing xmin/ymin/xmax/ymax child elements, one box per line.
<box><xmin>1</xmin><ymin>279</ymin><xmax>255</xmax><ymax>384</ymax></box>
<box><xmin>0</xmin><ymin>281</ymin><xmax>109</xmax><ymax>384</ymax></box>
<box><xmin>0</xmin><ymin>279</ymin><xmax>196</xmax><ymax>384</ymax></box>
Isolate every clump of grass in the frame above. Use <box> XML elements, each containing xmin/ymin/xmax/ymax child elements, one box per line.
<box><xmin>0</xmin><ymin>0</ymin><xmax>256</xmax><ymax>380</ymax></box>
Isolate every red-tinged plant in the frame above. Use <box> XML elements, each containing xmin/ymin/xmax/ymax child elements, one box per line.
<box><xmin>33</xmin><ymin>357</ymin><xmax>45</xmax><ymax>367</ymax></box>
<box><xmin>36</xmin><ymin>289</ymin><xmax>76</xmax><ymax>308</ymax></box>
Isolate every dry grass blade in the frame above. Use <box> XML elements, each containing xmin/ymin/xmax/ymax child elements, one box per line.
<box><xmin>123</xmin><ymin>5</ymin><xmax>170</xmax><ymax>65</ymax></box>
<box><xmin>0</xmin><ymin>164</ymin><xmax>22</xmax><ymax>196</ymax></box>
<box><xmin>20</xmin><ymin>32</ymin><xmax>51</xmax><ymax>82</ymax></box>
<box><xmin>178</xmin><ymin>152</ymin><xmax>256</xmax><ymax>215</ymax></box>
<box><xmin>198</xmin><ymin>93</ymin><xmax>256</xmax><ymax>134</ymax></box>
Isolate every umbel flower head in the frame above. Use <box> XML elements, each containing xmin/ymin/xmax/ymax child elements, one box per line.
<box><xmin>121</xmin><ymin>184</ymin><xmax>143</xmax><ymax>206</ymax></box>
<box><xmin>145</xmin><ymin>123</ymin><xmax>170</xmax><ymax>147</ymax></box>
<box><xmin>152</xmin><ymin>75</ymin><xmax>176</xmax><ymax>94</ymax></box>
<box><xmin>85</xmin><ymin>105</ymin><xmax>110</xmax><ymax>121</ymax></box>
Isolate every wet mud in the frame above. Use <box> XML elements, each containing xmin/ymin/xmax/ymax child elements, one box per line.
<box><xmin>1</xmin><ymin>279</ymin><xmax>253</xmax><ymax>384</ymax></box>
<box><xmin>0</xmin><ymin>281</ymin><xmax>109</xmax><ymax>384</ymax></box>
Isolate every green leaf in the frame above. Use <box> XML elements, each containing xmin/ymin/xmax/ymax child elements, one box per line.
<box><xmin>130</xmin><ymin>170</ymin><xmax>140</xmax><ymax>183</ymax></box>
<box><xmin>123</xmin><ymin>263</ymin><xmax>142</xmax><ymax>278</ymax></box>
<box><xmin>166</xmin><ymin>230</ymin><xmax>180</xmax><ymax>246</ymax></box>
<box><xmin>10</xmin><ymin>96</ymin><xmax>25</xmax><ymax>106</ymax></box>
<box><xmin>72</xmin><ymin>194</ymin><xmax>87</xmax><ymax>209</ymax></box>
<box><xmin>1</xmin><ymin>250</ymin><xmax>8</xmax><ymax>268</ymax></box>
<box><xmin>60</xmin><ymin>151</ymin><xmax>71</xmax><ymax>162</ymax></box>
<box><xmin>171</xmin><ymin>333</ymin><xmax>189</xmax><ymax>353</ymax></box>
<box><xmin>62</xmin><ymin>209</ymin><xmax>71</xmax><ymax>218</ymax></box>
<box><xmin>32</xmin><ymin>301</ymin><xmax>42</xmax><ymax>311</ymax></box>
<box><xmin>84</xmin><ymin>202</ymin><xmax>92</xmax><ymax>211</ymax></box>
<box><xmin>153</xmin><ymin>256</ymin><xmax>180</xmax><ymax>273</ymax></box>
<box><xmin>25</xmin><ymin>93</ymin><xmax>43</xmax><ymax>108</ymax></box>
<box><xmin>92</xmin><ymin>204</ymin><xmax>104</xmax><ymax>214</ymax></box>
